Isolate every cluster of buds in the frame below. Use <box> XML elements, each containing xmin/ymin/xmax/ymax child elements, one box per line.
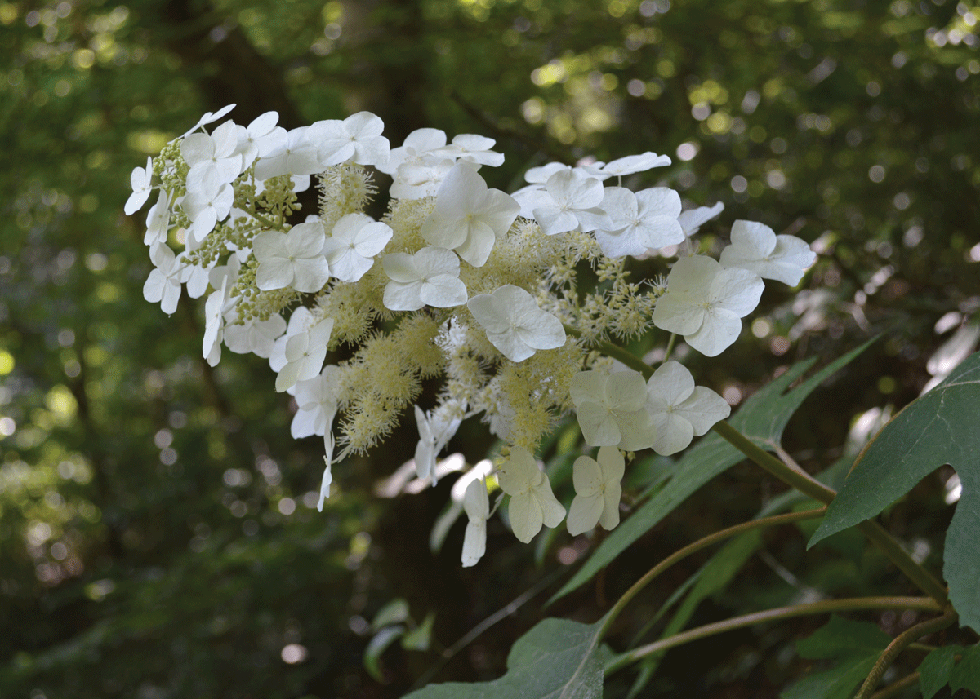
<box><xmin>127</xmin><ymin>106</ymin><xmax>815</xmax><ymax>566</ymax></box>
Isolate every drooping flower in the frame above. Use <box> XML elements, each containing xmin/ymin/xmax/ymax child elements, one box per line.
<box><xmin>125</xmin><ymin>157</ymin><xmax>154</xmax><ymax>215</ymax></box>
<box><xmin>322</xmin><ymin>213</ymin><xmax>392</xmax><ymax>283</ymax></box>
<box><xmin>143</xmin><ymin>244</ymin><xmax>184</xmax><ymax>315</ymax></box>
<box><xmin>382</xmin><ymin>247</ymin><xmax>467</xmax><ymax>311</ymax></box>
<box><xmin>461</xmin><ymin>477</ymin><xmax>490</xmax><ymax>567</ymax></box>
<box><xmin>569</xmin><ymin>368</ymin><xmax>657</xmax><ymax>451</ymax></box>
<box><xmin>421</xmin><ymin>162</ymin><xmax>520</xmax><ymax>267</ymax></box>
<box><xmin>253</xmin><ymin>220</ymin><xmax>331</xmax><ymax>293</ymax></box>
<box><xmin>274</xmin><ymin>314</ymin><xmax>334</xmax><ymax>392</ymax></box>
<box><xmin>645</xmin><ymin>361</ymin><xmax>731</xmax><ymax>455</ymax></box>
<box><xmin>652</xmin><ymin>255</ymin><xmax>764</xmax><ymax>357</ymax></box>
<box><xmin>567</xmin><ymin>446</ymin><xmax>625</xmax><ymax>535</ymax></box>
<box><xmin>414</xmin><ymin>403</ymin><xmax>463</xmax><ymax>482</ymax></box>
<box><xmin>292</xmin><ymin>366</ymin><xmax>342</xmax><ymax>442</ymax></box>
<box><xmin>496</xmin><ymin>447</ymin><xmax>565</xmax><ymax>543</ymax></box>
<box><xmin>466</xmin><ymin>285</ymin><xmax>565</xmax><ymax>362</ymax></box>
<box><xmin>719</xmin><ymin>220</ymin><xmax>816</xmax><ymax>286</ymax></box>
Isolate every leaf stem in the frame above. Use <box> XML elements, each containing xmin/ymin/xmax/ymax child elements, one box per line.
<box><xmin>854</xmin><ymin>609</ymin><xmax>958</xmax><ymax>699</ymax></box>
<box><xmin>604</xmin><ymin>596</ymin><xmax>942</xmax><ymax>674</ymax></box>
<box><xmin>598</xmin><ymin>508</ymin><xmax>827</xmax><ymax>639</ymax></box>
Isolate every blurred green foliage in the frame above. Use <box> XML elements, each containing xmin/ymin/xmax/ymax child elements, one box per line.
<box><xmin>1</xmin><ymin>0</ymin><xmax>978</xmax><ymax>696</ymax></box>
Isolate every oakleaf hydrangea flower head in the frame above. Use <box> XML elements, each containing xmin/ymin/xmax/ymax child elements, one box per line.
<box><xmin>382</xmin><ymin>247</ymin><xmax>467</xmax><ymax>311</ymax></box>
<box><xmin>497</xmin><ymin>447</ymin><xmax>565</xmax><ymax>543</ymax></box>
<box><xmin>646</xmin><ymin>361</ymin><xmax>731</xmax><ymax>455</ymax></box>
<box><xmin>720</xmin><ymin>220</ymin><xmax>817</xmax><ymax>286</ymax></box>
<box><xmin>321</xmin><ymin>213</ymin><xmax>392</xmax><ymax>283</ymax></box>
<box><xmin>253</xmin><ymin>220</ymin><xmax>331</xmax><ymax>293</ymax></box>
<box><xmin>570</xmin><ymin>368</ymin><xmax>656</xmax><ymax>451</ymax></box>
<box><xmin>310</xmin><ymin>112</ymin><xmax>390</xmax><ymax>168</ymax></box>
<box><xmin>567</xmin><ymin>446</ymin><xmax>625</xmax><ymax>535</ymax></box>
<box><xmin>421</xmin><ymin>162</ymin><xmax>520</xmax><ymax>267</ymax></box>
<box><xmin>466</xmin><ymin>285</ymin><xmax>565</xmax><ymax>362</ymax></box>
<box><xmin>652</xmin><ymin>255</ymin><xmax>764</xmax><ymax>357</ymax></box>
<box><xmin>594</xmin><ymin>187</ymin><xmax>684</xmax><ymax>258</ymax></box>
<box><xmin>131</xmin><ymin>104</ymin><xmax>815</xmax><ymax>568</ymax></box>
<box><xmin>461</xmin><ymin>478</ymin><xmax>490</xmax><ymax>567</ymax></box>
<box><xmin>125</xmin><ymin>157</ymin><xmax>154</xmax><ymax>215</ymax></box>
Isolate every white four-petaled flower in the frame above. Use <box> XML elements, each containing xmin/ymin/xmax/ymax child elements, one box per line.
<box><xmin>645</xmin><ymin>361</ymin><xmax>731</xmax><ymax>455</ymax></box>
<box><xmin>567</xmin><ymin>446</ymin><xmax>625</xmax><ymax>535</ymax></box>
<box><xmin>496</xmin><ymin>446</ymin><xmax>565</xmax><ymax>543</ymax></box>
<box><xmin>322</xmin><ymin>213</ymin><xmax>392</xmax><ymax>282</ymax></box>
<box><xmin>253</xmin><ymin>220</ymin><xmax>331</xmax><ymax>293</ymax></box>
<box><xmin>466</xmin><ymin>285</ymin><xmax>565</xmax><ymax>362</ymax></box>
<box><xmin>382</xmin><ymin>247</ymin><xmax>467</xmax><ymax>311</ymax></box>
<box><xmin>569</xmin><ymin>368</ymin><xmax>657</xmax><ymax>451</ymax></box>
<box><xmin>421</xmin><ymin>162</ymin><xmax>520</xmax><ymax>267</ymax></box>
<box><xmin>594</xmin><ymin>187</ymin><xmax>684</xmax><ymax>258</ymax></box>
<box><xmin>652</xmin><ymin>255</ymin><xmax>764</xmax><ymax>357</ymax></box>
<box><xmin>719</xmin><ymin>220</ymin><xmax>816</xmax><ymax>286</ymax></box>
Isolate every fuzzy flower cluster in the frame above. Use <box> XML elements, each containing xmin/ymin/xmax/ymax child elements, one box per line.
<box><xmin>129</xmin><ymin>105</ymin><xmax>816</xmax><ymax>566</ymax></box>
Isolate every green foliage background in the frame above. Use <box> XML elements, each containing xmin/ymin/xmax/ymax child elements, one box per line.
<box><xmin>1</xmin><ymin>0</ymin><xmax>978</xmax><ymax>696</ymax></box>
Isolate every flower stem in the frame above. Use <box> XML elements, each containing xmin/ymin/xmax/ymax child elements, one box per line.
<box><xmin>604</xmin><ymin>596</ymin><xmax>942</xmax><ymax>674</ymax></box>
<box><xmin>712</xmin><ymin>420</ymin><xmax>948</xmax><ymax>607</ymax></box>
<box><xmin>598</xmin><ymin>508</ymin><xmax>827</xmax><ymax>639</ymax></box>
<box><xmin>854</xmin><ymin>609</ymin><xmax>958</xmax><ymax>699</ymax></box>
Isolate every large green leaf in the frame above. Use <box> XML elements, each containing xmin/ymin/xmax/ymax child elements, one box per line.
<box><xmin>403</xmin><ymin>617</ymin><xmax>612</xmax><ymax>699</ymax></box>
<box><xmin>808</xmin><ymin>351</ymin><xmax>980</xmax><ymax>630</ymax></box>
<box><xmin>918</xmin><ymin>644</ymin><xmax>961</xmax><ymax>699</ymax></box>
<box><xmin>553</xmin><ymin>340</ymin><xmax>874</xmax><ymax>602</ymax></box>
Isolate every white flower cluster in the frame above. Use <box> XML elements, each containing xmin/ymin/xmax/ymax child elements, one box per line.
<box><xmin>128</xmin><ymin>105</ymin><xmax>816</xmax><ymax>567</ymax></box>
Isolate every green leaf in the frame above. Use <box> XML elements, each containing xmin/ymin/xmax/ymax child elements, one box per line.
<box><xmin>780</xmin><ymin>656</ymin><xmax>878</xmax><ymax>699</ymax></box>
<box><xmin>403</xmin><ymin>618</ymin><xmax>612</xmax><ymax>699</ymax></box>
<box><xmin>553</xmin><ymin>339</ymin><xmax>874</xmax><ymax>602</ymax></box>
<box><xmin>795</xmin><ymin>616</ymin><xmax>891</xmax><ymax>660</ymax></box>
<box><xmin>364</xmin><ymin>625</ymin><xmax>405</xmax><ymax>682</ymax></box>
<box><xmin>808</xmin><ymin>351</ymin><xmax>980</xmax><ymax>630</ymax></box>
<box><xmin>371</xmin><ymin>598</ymin><xmax>411</xmax><ymax>631</ymax></box>
<box><xmin>918</xmin><ymin>644</ymin><xmax>961</xmax><ymax>699</ymax></box>
<box><xmin>949</xmin><ymin>642</ymin><xmax>980</xmax><ymax>696</ymax></box>
<box><xmin>781</xmin><ymin>617</ymin><xmax>891</xmax><ymax>699</ymax></box>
